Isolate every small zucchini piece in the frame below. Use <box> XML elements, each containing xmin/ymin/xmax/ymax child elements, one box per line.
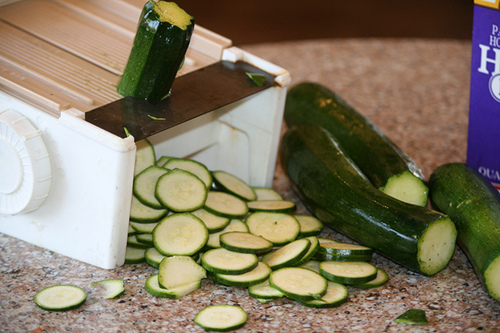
<box><xmin>300</xmin><ymin>281</ymin><xmax>348</xmax><ymax>308</ymax></box>
<box><xmin>91</xmin><ymin>279</ymin><xmax>125</xmax><ymax>299</ymax></box>
<box><xmin>429</xmin><ymin>163</ymin><xmax>500</xmax><ymax>303</ymax></box>
<box><xmin>34</xmin><ymin>285</ymin><xmax>87</xmax><ymax>312</ymax></box>
<box><xmin>284</xmin><ymin>82</ymin><xmax>428</xmax><ymax>206</ymax></box>
<box><xmin>280</xmin><ymin>124</ymin><xmax>457</xmax><ymax>276</ymax></box>
<box><xmin>269</xmin><ymin>267</ymin><xmax>328</xmax><ymax>302</ymax></box>
<box><xmin>117</xmin><ymin>1</ymin><xmax>194</xmax><ymax>100</ymax></box>
<box><xmin>194</xmin><ymin>305</ymin><xmax>248</xmax><ymax>332</ymax></box>
<box><xmin>394</xmin><ymin>309</ymin><xmax>429</xmax><ymax>325</ymax></box>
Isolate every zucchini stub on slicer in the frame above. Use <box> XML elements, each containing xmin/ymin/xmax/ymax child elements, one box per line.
<box><xmin>117</xmin><ymin>1</ymin><xmax>194</xmax><ymax>101</ymax></box>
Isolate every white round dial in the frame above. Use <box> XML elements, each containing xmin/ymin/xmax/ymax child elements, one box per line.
<box><xmin>0</xmin><ymin>110</ymin><xmax>52</xmax><ymax>215</ymax></box>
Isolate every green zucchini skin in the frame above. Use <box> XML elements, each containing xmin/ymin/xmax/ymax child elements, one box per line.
<box><xmin>117</xmin><ymin>1</ymin><xmax>194</xmax><ymax>101</ymax></box>
<box><xmin>429</xmin><ymin>163</ymin><xmax>500</xmax><ymax>303</ymax></box>
<box><xmin>283</xmin><ymin>82</ymin><xmax>427</xmax><ymax>204</ymax></box>
<box><xmin>280</xmin><ymin>124</ymin><xmax>456</xmax><ymax>276</ymax></box>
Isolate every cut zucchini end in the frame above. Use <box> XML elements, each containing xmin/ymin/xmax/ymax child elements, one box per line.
<box><xmin>484</xmin><ymin>255</ymin><xmax>500</xmax><ymax>302</ymax></box>
<box><xmin>91</xmin><ymin>279</ymin><xmax>125</xmax><ymax>299</ymax></box>
<box><xmin>34</xmin><ymin>285</ymin><xmax>87</xmax><ymax>312</ymax></box>
<box><xmin>194</xmin><ymin>305</ymin><xmax>248</xmax><ymax>332</ymax></box>
<box><xmin>380</xmin><ymin>170</ymin><xmax>429</xmax><ymax>207</ymax></box>
<box><xmin>417</xmin><ymin>215</ymin><xmax>457</xmax><ymax>276</ymax></box>
<box><xmin>151</xmin><ymin>0</ymin><xmax>194</xmax><ymax>30</ymax></box>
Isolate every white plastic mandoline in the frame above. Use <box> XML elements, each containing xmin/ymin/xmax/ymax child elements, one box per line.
<box><xmin>0</xmin><ymin>0</ymin><xmax>290</xmax><ymax>268</ymax></box>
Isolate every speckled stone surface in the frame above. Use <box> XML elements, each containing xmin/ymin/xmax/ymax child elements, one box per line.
<box><xmin>1</xmin><ymin>39</ymin><xmax>500</xmax><ymax>333</ymax></box>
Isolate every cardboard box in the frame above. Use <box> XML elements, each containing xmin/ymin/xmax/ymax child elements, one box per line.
<box><xmin>467</xmin><ymin>0</ymin><xmax>500</xmax><ymax>190</ymax></box>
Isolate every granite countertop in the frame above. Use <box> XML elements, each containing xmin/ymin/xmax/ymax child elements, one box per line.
<box><xmin>1</xmin><ymin>39</ymin><xmax>499</xmax><ymax>332</ymax></box>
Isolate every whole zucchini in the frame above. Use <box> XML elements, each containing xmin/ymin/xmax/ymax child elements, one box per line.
<box><xmin>280</xmin><ymin>124</ymin><xmax>457</xmax><ymax>276</ymax></box>
<box><xmin>429</xmin><ymin>163</ymin><xmax>500</xmax><ymax>303</ymax></box>
<box><xmin>117</xmin><ymin>1</ymin><xmax>194</xmax><ymax>101</ymax></box>
<box><xmin>284</xmin><ymin>82</ymin><xmax>428</xmax><ymax>206</ymax></box>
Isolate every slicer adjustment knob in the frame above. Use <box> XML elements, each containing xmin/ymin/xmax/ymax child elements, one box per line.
<box><xmin>0</xmin><ymin>110</ymin><xmax>52</xmax><ymax>215</ymax></box>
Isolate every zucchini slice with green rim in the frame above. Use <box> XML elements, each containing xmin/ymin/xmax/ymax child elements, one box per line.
<box><xmin>212</xmin><ymin>262</ymin><xmax>272</xmax><ymax>287</ymax></box>
<box><xmin>219</xmin><ymin>231</ymin><xmax>273</xmax><ymax>254</ymax></box>
<box><xmin>204</xmin><ymin>191</ymin><xmax>249</xmax><ymax>219</ymax></box>
<box><xmin>34</xmin><ymin>285</ymin><xmax>87</xmax><ymax>312</ymax></box>
<box><xmin>248</xmin><ymin>279</ymin><xmax>284</xmax><ymax>299</ymax></box>
<box><xmin>261</xmin><ymin>238</ymin><xmax>311</xmax><ymax>270</ymax></box>
<box><xmin>246</xmin><ymin>200</ymin><xmax>296</xmax><ymax>213</ymax></box>
<box><xmin>201</xmin><ymin>248</ymin><xmax>258</xmax><ymax>275</ymax></box>
<box><xmin>312</xmin><ymin>251</ymin><xmax>372</xmax><ymax>263</ymax></box>
<box><xmin>206</xmin><ymin>219</ymin><xmax>249</xmax><ymax>248</ymax></box>
<box><xmin>318</xmin><ymin>242</ymin><xmax>373</xmax><ymax>256</ymax></box>
<box><xmin>144</xmin><ymin>247</ymin><xmax>166</xmax><ymax>268</ymax></box>
<box><xmin>394</xmin><ymin>309</ymin><xmax>429</xmax><ymax>325</ymax></box>
<box><xmin>269</xmin><ymin>267</ymin><xmax>328</xmax><ymax>302</ymax></box>
<box><xmin>163</xmin><ymin>158</ymin><xmax>212</xmax><ymax>188</ymax></box>
<box><xmin>300</xmin><ymin>281</ymin><xmax>348</xmax><ymax>308</ymax></box>
<box><xmin>191</xmin><ymin>208</ymin><xmax>231</xmax><ymax>233</ymax></box>
<box><xmin>212</xmin><ymin>170</ymin><xmax>256</xmax><ymax>201</ymax></box>
<box><xmin>156</xmin><ymin>155</ymin><xmax>172</xmax><ymax>168</ymax></box>
<box><xmin>300</xmin><ymin>260</ymin><xmax>321</xmax><ymax>273</ymax></box>
<box><xmin>253</xmin><ymin>187</ymin><xmax>283</xmax><ymax>201</ymax></box>
<box><xmin>145</xmin><ymin>274</ymin><xmax>200</xmax><ymax>298</ymax></box>
<box><xmin>351</xmin><ymin>268</ymin><xmax>389</xmax><ymax>289</ymax></box>
<box><xmin>246</xmin><ymin>212</ymin><xmax>300</xmax><ymax>246</ymax></box>
<box><xmin>294</xmin><ymin>236</ymin><xmax>320</xmax><ymax>267</ymax></box>
<box><xmin>117</xmin><ymin>1</ymin><xmax>194</xmax><ymax>101</ymax></box>
<box><xmin>124</xmin><ymin>246</ymin><xmax>146</xmax><ymax>264</ymax></box>
<box><xmin>129</xmin><ymin>221</ymin><xmax>158</xmax><ymax>234</ymax></box>
<box><xmin>429</xmin><ymin>162</ymin><xmax>500</xmax><ymax>303</ymax></box>
<box><xmin>133</xmin><ymin>166</ymin><xmax>169</xmax><ymax>209</ymax></box>
<box><xmin>91</xmin><ymin>279</ymin><xmax>125</xmax><ymax>299</ymax></box>
<box><xmin>319</xmin><ymin>261</ymin><xmax>378</xmax><ymax>285</ymax></box>
<box><xmin>130</xmin><ymin>194</ymin><xmax>168</xmax><ymax>223</ymax></box>
<box><xmin>134</xmin><ymin>139</ymin><xmax>156</xmax><ymax>176</ymax></box>
<box><xmin>280</xmin><ymin>124</ymin><xmax>457</xmax><ymax>275</ymax></box>
<box><xmin>153</xmin><ymin>213</ymin><xmax>208</xmax><ymax>256</ymax></box>
<box><xmin>155</xmin><ymin>168</ymin><xmax>207</xmax><ymax>212</ymax></box>
<box><xmin>127</xmin><ymin>235</ymin><xmax>149</xmax><ymax>249</ymax></box>
<box><xmin>295</xmin><ymin>214</ymin><xmax>324</xmax><ymax>237</ymax></box>
<box><xmin>284</xmin><ymin>82</ymin><xmax>428</xmax><ymax>206</ymax></box>
<box><xmin>136</xmin><ymin>233</ymin><xmax>154</xmax><ymax>246</ymax></box>
<box><xmin>194</xmin><ymin>305</ymin><xmax>247</xmax><ymax>332</ymax></box>
<box><xmin>158</xmin><ymin>256</ymin><xmax>206</xmax><ymax>290</ymax></box>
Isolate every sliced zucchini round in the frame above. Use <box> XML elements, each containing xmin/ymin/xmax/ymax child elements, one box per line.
<box><xmin>219</xmin><ymin>231</ymin><xmax>273</xmax><ymax>254</ymax></box>
<box><xmin>295</xmin><ymin>214</ymin><xmax>324</xmax><ymax>237</ymax></box>
<box><xmin>91</xmin><ymin>279</ymin><xmax>125</xmax><ymax>299</ymax></box>
<box><xmin>312</xmin><ymin>251</ymin><xmax>372</xmax><ymax>262</ymax></box>
<box><xmin>129</xmin><ymin>221</ymin><xmax>159</xmax><ymax>234</ymax></box>
<box><xmin>252</xmin><ymin>187</ymin><xmax>283</xmax><ymax>201</ymax></box>
<box><xmin>155</xmin><ymin>168</ymin><xmax>207</xmax><ymax>212</ymax></box>
<box><xmin>191</xmin><ymin>208</ymin><xmax>231</xmax><ymax>233</ymax></box>
<box><xmin>245</xmin><ymin>212</ymin><xmax>300</xmax><ymax>246</ymax></box>
<box><xmin>212</xmin><ymin>262</ymin><xmax>271</xmax><ymax>287</ymax></box>
<box><xmin>34</xmin><ymin>285</ymin><xmax>87</xmax><ymax>312</ymax></box>
<box><xmin>318</xmin><ymin>242</ymin><xmax>373</xmax><ymax>256</ymax></box>
<box><xmin>145</xmin><ymin>274</ymin><xmax>200</xmax><ymax>298</ymax></box>
<box><xmin>248</xmin><ymin>279</ymin><xmax>284</xmax><ymax>300</ymax></box>
<box><xmin>206</xmin><ymin>219</ymin><xmax>249</xmax><ymax>248</ymax></box>
<box><xmin>246</xmin><ymin>200</ymin><xmax>296</xmax><ymax>213</ymax></box>
<box><xmin>319</xmin><ymin>261</ymin><xmax>378</xmax><ymax>285</ymax></box>
<box><xmin>201</xmin><ymin>248</ymin><xmax>258</xmax><ymax>275</ymax></box>
<box><xmin>144</xmin><ymin>247</ymin><xmax>166</xmax><ymax>268</ymax></box>
<box><xmin>158</xmin><ymin>256</ymin><xmax>206</xmax><ymax>290</ymax></box>
<box><xmin>261</xmin><ymin>238</ymin><xmax>311</xmax><ymax>270</ymax></box>
<box><xmin>153</xmin><ymin>213</ymin><xmax>208</xmax><ymax>256</ymax></box>
<box><xmin>133</xmin><ymin>166</ymin><xmax>169</xmax><ymax>209</ymax></box>
<box><xmin>163</xmin><ymin>158</ymin><xmax>212</xmax><ymax>188</ymax></box>
<box><xmin>269</xmin><ymin>267</ymin><xmax>328</xmax><ymax>302</ymax></box>
<box><xmin>351</xmin><ymin>268</ymin><xmax>390</xmax><ymax>289</ymax></box>
<box><xmin>294</xmin><ymin>236</ymin><xmax>320</xmax><ymax>267</ymax></box>
<box><xmin>204</xmin><ymin>191</ymin><xmax>249</xmax><ymax>219</ymax></box>
<box><xmin>300</xmin><ymin>281</ymin><xmax>348</xmax><ymax>308</ymax></box>
<box><xmin>212</xmin><ymin>170</ymin><xmax>256</xmax><ymax>201</ymax></box>
<box><xmin>130</xmin><ymin>195</ymin><xmax>168</xmax><ymax>223</ymax></box>
<box><xmin>194</xmin><ymin>305</ymin><xmax>247</xmax><ymax>332</ymax></box>
<box><xmin>124</xmin><ymin>246</ymin><xmax>146</xmax><ymax>264</ymax></box>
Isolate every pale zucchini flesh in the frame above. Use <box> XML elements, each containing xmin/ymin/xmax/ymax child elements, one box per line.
<box><xmin>34</xmin><ymin>285</ymin><xmax>87</xmax><ymax>312</ymax></box>
<box><xmin>246</xmin><ymin>212</ymin><xmax>300</xmax><ymax>245</ymax></box>
<box><xmin>194</xmin><ymin>305</ymin><xmax>248</xmax><ymax>332</ymax></box>
<box><xmin>158</xmin><ymin>256</ymin><xmax>206</xmax><ymax>290</ymax></box>
<box><xmin>155</xmin><ymin>168</ymin><xmax>207</xmax><ymax>212</ymax></box>
<box><xmin>269</xmin><ymin>267</ymin><xmax>328</xmax><ymax>301</ymax></box>
<box><xmin>201</xmin><ymin>248</ymin><xmax>258</xmax><ymax>275</ymax></box>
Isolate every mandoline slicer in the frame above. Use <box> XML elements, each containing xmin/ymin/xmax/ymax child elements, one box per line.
<box><xmin>0</xmin><ymin>0</ymin><xmax>290</xmax><ymax>269</ymax></box>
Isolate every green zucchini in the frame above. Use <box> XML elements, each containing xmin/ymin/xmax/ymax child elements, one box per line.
<box><xmin>280</xmin><ymin>124</ymin><xmax>457</xmax><ymax>276</ymax></box>
<box><xmin>117</xmin><ymin>1</ymin><xmax>194</xmax><ymax>100</ymax></box>
<box><xmin>429</xmin><ymin>163</ymin><xmax>500</xmax><ymax>303</ymax></box>
<box><xmin>284</xmin><ymin>82</ymin><xmax>428</xmax><ymax>206</ymax></box>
